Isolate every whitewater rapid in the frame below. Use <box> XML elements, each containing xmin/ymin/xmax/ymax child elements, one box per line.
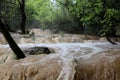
<box><xmin>0</xmin><ymin>42</ymin><xmax>120</xmax><ymax>80</ymax></box>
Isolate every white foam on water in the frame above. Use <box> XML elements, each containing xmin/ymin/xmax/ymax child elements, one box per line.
<box><xmin>0</xmin><ymin>42</ymin><xmax>120</xmax><ymax>80</ymax></box>
<box><xmin>18</xmin><ymin>42</ymin><xmax>120</xmax><ymax>80</ymax></box>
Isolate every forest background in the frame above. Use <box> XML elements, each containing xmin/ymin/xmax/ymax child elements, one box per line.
<box><xmin>0</xmin><ymin>0</ymin><xmax>120</xmax><ymax>36</ymax></box>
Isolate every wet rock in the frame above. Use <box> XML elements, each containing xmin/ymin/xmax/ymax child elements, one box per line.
<box><xmin>23</xmin><ymin>47</ymin><xmax>55</xmax><ymax>55</ymax></box>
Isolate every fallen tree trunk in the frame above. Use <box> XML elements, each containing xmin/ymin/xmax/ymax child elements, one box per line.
<box><xmin>0</xmin><ymin>19</ymin><xmax>26</xmax><ymax>59</ymax></box>
<box><xmin>105</xmin><ymin>33</ymin><xmax>117</xmax><ymax>45</ymax></box>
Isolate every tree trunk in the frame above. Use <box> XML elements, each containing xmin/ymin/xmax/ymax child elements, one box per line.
<box><xmin>19</xmin><ymin>0</ymin><xmax>26</xmax><ymax>34</ymax></box>
<box><xmin>105</xmin><ymin>33</ymin><xmax>117</xmax><ymax>45</ymax></box>
<box><xmin>0</xmin><ymin>19</ymin><xmax>26</xmax><ymax>59</ymax></box>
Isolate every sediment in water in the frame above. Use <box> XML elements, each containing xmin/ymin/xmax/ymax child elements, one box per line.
<box><xmin>0</xmin><ymin>43</ymin><xmax>120</xmax><ymax>80</ymax></box>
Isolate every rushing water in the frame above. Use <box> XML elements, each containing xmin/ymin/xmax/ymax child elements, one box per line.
<box><xmin>0</xmin><ymin>42</ymin><xmax>120</xmax><ymax>80</ymax></box>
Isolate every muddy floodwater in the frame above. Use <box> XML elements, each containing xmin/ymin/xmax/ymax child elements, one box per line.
<box><xmin>0</xmin><ymin>41</ymin><xmax>120</xmax><ymax>80</ymax></box>
<box><xmin>0</xmin><ymin>30</ymin><xmax>120</xmax><ymax>80</ymax></box>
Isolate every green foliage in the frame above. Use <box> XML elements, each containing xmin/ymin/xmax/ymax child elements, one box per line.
<box><xmin>68</xmin><ymin>0</ymin><xmax>103</xmax><ymax>35</ymax></box>
<box><xmin>50</xmin><ymin>15</ymin><xmax>79</xmax><ymax>33</ymax></box>
<box><xmin>1</xmin><ymin>0</ymin><xmax>120</xmax><ymax>36</ymax></box>
<box><xmin>26</xmin><ymin>0</ymin><xmax>55</xmax><ymax>28</ymax></box>
<box><xmin>68</xmin><ymin>0</ymin><xmax>120</xmax><ymax>36</ymax></box>
<box><xmin>25</xmin><ymin>0</ymin><xmax>120</xmax><ymax>35</ymax></box>
<box><xmin>26</xmin><ymin>0</ymin><xmax>80</xmax><ymax>33</ymax></box>
<box><xmin>100</xmin><ymin>9</ymin><xmax>120</xmax><ymax>36</ymax></box>
<box><xmin>0</xmin><ymin>0</ymin><xmax>21</xmax><ymax>32</ymax></box>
